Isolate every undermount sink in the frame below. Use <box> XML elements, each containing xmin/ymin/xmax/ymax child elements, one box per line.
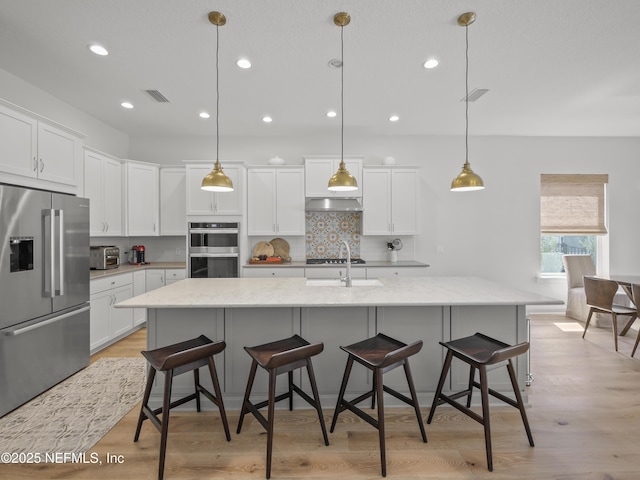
<box><xmin>305</xmin><ymin>279</ymin><xmax>383</xmax><ymax>287</ymax></box>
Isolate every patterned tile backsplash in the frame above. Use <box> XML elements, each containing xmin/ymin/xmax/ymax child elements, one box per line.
<box><xmin>305</xmin><ymin>212</ymin><xmax>361</xmax><ymax>258</ymax></box>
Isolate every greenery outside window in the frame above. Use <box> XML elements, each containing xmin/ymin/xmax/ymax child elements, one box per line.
<box><xmin>540</xmin><ymin>174</ymin><xmax>608</xmax><ymax>274</ymax></box>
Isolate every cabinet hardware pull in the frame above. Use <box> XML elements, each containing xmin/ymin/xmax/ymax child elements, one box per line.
<box><xmin>39</xmin><ymin>158</ymin><xmax>45</xmax><ymax>172</ymax></box>
<box><xmin>33</xmin><ymin>157</ymin><xmax>38</xmax><ymax>171</ymax></box>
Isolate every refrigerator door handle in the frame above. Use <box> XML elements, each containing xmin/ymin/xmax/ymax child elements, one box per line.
<box><xmin>1</xmin><ymin>305</ymin><xmax>91</xmax><ymax>336</ymax></box>
<box><xmin>55</xmin><ymin>209</ymin><xmax>64</xmax><ymax>296</ymax></box>
<box><xmin>43</xmin><ymin>208</ymin><xmax>55</xmax><ymax>298</ymax></box>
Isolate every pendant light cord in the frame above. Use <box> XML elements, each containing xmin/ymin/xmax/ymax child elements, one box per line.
<box><xmin>215</xmin><ymin>23</ymin><xmax>220</xmax><ymax>163</ymax></box>
<box><xmin>465</xmin><ymin>23</ymin><xmax>469</xmax><ymax>163</ymax></box>
<box><xmin>340</xmin><ymin>25</ymin><xmax>344</xmax><ymax>164</ymax></box>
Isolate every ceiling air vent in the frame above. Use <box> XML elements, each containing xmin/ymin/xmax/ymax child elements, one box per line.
<box><xmin>461</xmin><ymin>88</ymin><xmax>489</xmax><ymax>102</ymax></box>
<box><xmin>144</xmin><ymin>89</ymin><xmax>170</xmax><ymax>103</ymax></box>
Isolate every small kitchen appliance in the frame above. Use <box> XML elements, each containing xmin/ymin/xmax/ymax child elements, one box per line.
<box><xmin>129</xmin><ymin>245</ymin><xmax>146</xmax><ymax>265</ymax></box>
<box><xmin>90</xmin><ymin>245</ymin><xmax>120</xmax><ymax>270</ymax></box>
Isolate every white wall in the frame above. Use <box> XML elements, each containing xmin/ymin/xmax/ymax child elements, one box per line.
<box><xmin>0</xmin><ymin>68</ymin><xmax>129</xmax><ymax>157</ymax></box>
<box><xmin>130</xmin><ymin>133</ymin><xmax>640</xmax><ymax>307</ymax></box>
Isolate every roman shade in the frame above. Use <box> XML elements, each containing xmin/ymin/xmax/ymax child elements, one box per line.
<box><xmin>540</xmin><ymin>174</ymin><xmax>608</xmax><ymax>235</ymax></box>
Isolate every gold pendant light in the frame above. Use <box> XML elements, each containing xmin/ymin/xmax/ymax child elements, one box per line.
<box><xmin>450</xmin><ymin>12</ymin><xmax>485</xmax><ymax>192</ymax></box>
<box><xmin>202</xmin><ymin>11</ymin><xmax>234</xmax><ymax>192</ymax></box>
<box><xmin>328</xmin><ymin>12</ymin><xmax>358</xmax><ymax>192</ymax></box>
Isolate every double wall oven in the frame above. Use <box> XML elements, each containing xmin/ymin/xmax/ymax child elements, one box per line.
<box><xmin>188</xmin><ymin>222</ymin><xmax>239</xmax><ymax>278</ymax></box>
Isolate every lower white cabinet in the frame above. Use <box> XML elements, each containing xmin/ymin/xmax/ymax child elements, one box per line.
<box><xmin>304</xmin><ymin>267</ymin><xmax>367</xmax><ymax>280</ymax></box>
<box><xmin>146</xmin><ymin>268</ymin><xmax>186</xmax><ymax>290</ymax></box>
<box><xmin>90</xmin><ymin>273</ymin><xmax>134</xmax><ymax>353</ymax></box>
<box><xmin>243</xmin><ymin>267</ymin><xmax>305</xmax><ymax>278</ymax></box>
<box><xmin>133</xmin><ymin>270</ymin><xmax>146</xmax><ymax>326</ymax></box>
<box><xmin>366</xmin><ymin>267</ymin><xmax>428</xmax><ymax>278</ymax></box>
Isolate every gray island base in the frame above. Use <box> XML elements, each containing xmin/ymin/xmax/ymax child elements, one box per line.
<box><xmin>117</xmin><ymin>276</ymin><xmax>562</xmax><ymax>410</ymax></box>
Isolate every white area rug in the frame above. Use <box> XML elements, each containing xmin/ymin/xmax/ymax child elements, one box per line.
<box><xmin>0</xmin><ymin>358</ymin><xmax>145</xmax><ymax>455</ymax></box>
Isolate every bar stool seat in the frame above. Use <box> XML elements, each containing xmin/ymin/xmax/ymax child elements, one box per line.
<box><xmin>427</xmin><ymin>332</ymin><xmax>534</xmax><ymax>471</ymax></box>
<box><xmin>236</xmin><ymin>334</ymin><xmax>329</xmax><ymax>479</ymax></box>
<box><xmin>330</xmin><ymin>333</ymin><xmax>427</xmax><ymax>477</ymax></box>
<box><xmin>134</xmin><ymin>335</ymin><xmax>230</xmax><ymax>480</ymax></box>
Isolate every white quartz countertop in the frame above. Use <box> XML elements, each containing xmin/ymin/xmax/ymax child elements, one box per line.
<box><xmin>90</xmin><ymin>262</ymin><xmax>186</xmax><ymax>280</ymax></box>
<box><xmin>116</xmin><ymin>276</ymin><xmax>562</xmax><ymax>309</ymax></box>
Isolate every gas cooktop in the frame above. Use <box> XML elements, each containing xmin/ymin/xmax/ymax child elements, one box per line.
<box><xmin>306</xmin><ymin>258</ymin><xmax>366</xmax><ymax>265</ymax></box>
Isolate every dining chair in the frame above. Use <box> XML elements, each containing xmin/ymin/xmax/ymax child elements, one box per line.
<box><xmin>583</xmin><ymin>276</ymin><xmax>638</xmax><ymax>352</ymax></box>
<box><xmin>631</xmin><ymin>284</ymin><xmax>640</xmax><ymax>358</ymax></box>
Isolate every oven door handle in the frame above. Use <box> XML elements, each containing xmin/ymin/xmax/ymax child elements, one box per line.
<box><xmin>190</xmin><ymin>253</ymin><xmax>239</xmax><ymax>258</ymax></box>
<box><xmin>189</xmin><ymin>228</ymin><xmax>239</xmax><ymax>234</ymax></box>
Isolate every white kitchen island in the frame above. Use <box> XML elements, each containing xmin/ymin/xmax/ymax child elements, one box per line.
<box><xmin>117</xmin><ymin>276</ymin><xmax>561</xmax><ymax>410</ymax></box>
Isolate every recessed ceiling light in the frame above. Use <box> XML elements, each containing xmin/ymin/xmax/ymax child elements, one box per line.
<box><xmin>199</xmin><ymin>112</ymin><xmax>210</xmax><ymax>119</ymax></box>
<box><xmin>262</xmin><ymin>116</ymin><xmax>272</xmax><ymax>123</ymax></box>
<box><xmin>237</xmin><ymin>58</ymin><xmax>252</xmax><ymax>69</ymax></box>
<box><xmin>120</xmin><ymin>102</ymin><xmax>134</xmax><ymax>109</ymax></box>
<box><xmin>423</xmin><ymin>58</ymin><xmax>439</xmax><ymax>69</ymax></box>
<box><xmin>89</xmin><ymin>44</ymin><xmax>109</xmax><ymax>56</ymax></box>
<box><xmin>326</xmin><ymin>111</ymin><xmax>337</xmax><ymax>118</ymax></box>
<box><xmin>389</xmin><ymin>115</ymin><xmax>400</xmax><ymax>122</ymax></box>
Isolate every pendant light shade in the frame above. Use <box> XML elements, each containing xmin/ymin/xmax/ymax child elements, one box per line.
<box><xmin>202</xmin><ymin>11</ymin><xmax>234</xmax><ymax>192</ymax></box>
<box><xmin>451</xmin><ymin>12</ymin><xmax>484</xmax><ymax>192</ymax></box>
<box><xmin>328</xmin><ymin>12</ymin><xmax>358</xmax><ymax>193</ymax></box>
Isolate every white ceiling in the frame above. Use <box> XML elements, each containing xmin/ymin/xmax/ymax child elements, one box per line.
<box><xmin>1</xmin><ymin>0</ymin><xmax>639</xmax><ymax>138</ymax></box>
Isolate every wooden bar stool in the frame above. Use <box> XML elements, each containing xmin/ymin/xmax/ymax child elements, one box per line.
<box><xmin>236</xmin><ymin>334</ymin><xmax>329</xmax><ymax>479</ymax></box>
<box><xmin>134</xmin><ymin>335</ymin><xmax>230</xmax><ymax>480</ymax></box>
<box><xmin>329</xmin><ymin>333</ymin><xmax>427</xmax><ymax>477</ymax></box>
<box><xmin>426</xmin><ymin>332</ymin><xmax>534</xmax><ymax>471</ymax></box>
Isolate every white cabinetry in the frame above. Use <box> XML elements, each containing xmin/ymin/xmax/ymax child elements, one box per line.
<box><xmin>304</xmin><ymin>267</ymin><xmax>367</xmax><ymax>280</ymax></box>
<box><xmin>304</xmin><ymin>156</ymin><xmax>363</xmax><ymax>198</ymax></box>
<box><xmin>186</xmin><ymin>163</ymin><xmax>243</xmax><ymax>215</ymax></box>
<box><xmin>366</xmin><ymin>266</ymin><xmax>427</xmax><ymax>278</ymax></box>
<box><xmin>132</xmin><ymin>270</ymin><xmax>146</xmax><ymax>326</ymax></box>
<box><xmin>0</xmin><ymin>100</ymin><xmax>83</xmax><ymax>193</ymax></box>
<box><xmin>84</xmin><ymin>148</ymin><xmax>122</xmax><ymax>236</ymax></box>
<box><xmin>146</xmin><ymin>268</ymin><xmax>186</xmax><ymax>290</ymax></box>
<box><xmin>247</xmin><ymin>167</ymin><xmax>305</xmax><ymax>236</ymax></box>
<box><xmin>362</xmin><ymin>167</ymin><xmax>418</xmax><ymax>235</ymax></box>
<box><xmin>160</xmin><ymin>167</ymin><xmax>186</xmax><ymax>235</ymax></box>
<box><xmin>124</xmin><ymin>162</ymin><xmax>159</xmax><ymax>236</ymax></box>
<box><xmin>89</xmin><ymin>273</ymin><xmax>134</xmax><ymax>353</ymax></box>
<box><xmin>243</xmin><ymin>267</ymin><xmax>305</xmax><ymax>278</ymax></box>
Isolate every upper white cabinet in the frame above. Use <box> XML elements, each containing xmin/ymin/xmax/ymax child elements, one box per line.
<box><xmin>0</xmin><ymin>100</ymin><xmax>83</xmax><ymax>193</ymax></box>
<box><xmin>247</xmin><ymin>167</ymin><xmax>305</xmax><ymax>236</ymax></box>
<box><xmin>160</xmin><ymin>167</ymin><xmax>186</xmax><ymax>235</ymax></box>
<box><xmin>124</xmin><ymin>161</ymin><xmax>159</xmax><ymax>236</ymax></box>
<box><xmin>304</xmin><ymin>156</ymin><xmax>363</xmax><ymax>198</ymax></box>
<box><xmin>185</xmin><ymin>163</ymin><xmax>243</xmax><ymax>215</ymax></box>
<box><xmin>362</xmin><ymin>167</ymin><xmax>419</xmax><ymax>235</ymax></box>
<box><xmin>84</xmin><ymin>148</ymin><xmax>122</xmax><ymax>236</ymax></box>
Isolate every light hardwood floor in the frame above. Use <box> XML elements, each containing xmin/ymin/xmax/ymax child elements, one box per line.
<box><xmin>3</xmin><ymin>315</ymin><xmax>640</xmax><ymax>479</ymax></box>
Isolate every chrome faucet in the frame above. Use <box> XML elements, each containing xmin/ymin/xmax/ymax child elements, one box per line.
<box><xmin>339</xmin><ymin>240</ymin><xmax>352</xmax><ymax>287</ymax></box>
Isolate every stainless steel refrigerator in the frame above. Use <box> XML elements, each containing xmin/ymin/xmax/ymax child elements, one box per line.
<box><xmin>0</xmin><ymin>184</ymin><xmax>90</xmax><ymax>417</ymax></box>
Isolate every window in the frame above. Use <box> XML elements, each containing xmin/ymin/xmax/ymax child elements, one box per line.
<box><xmin>540</xmin><ymin>174</ymin><xmax>608</xmax><ymax>274</ymax></box>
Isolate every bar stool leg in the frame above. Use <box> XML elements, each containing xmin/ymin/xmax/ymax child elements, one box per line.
<box><xmin>194</xmin><ymin>368</ymin><xmax>201</xmax><ymax>412</ymax></box>
<box><xmin>612</xmin><ymin>313</ymin><xmax>619</xmax><ymax>351</ymax></box>
<box><xmin>288</xmin><ymin>371</ymin><xmax>294</xmax><ymax>410</ymax></box>
<box><xmin>237</xmin><ymin>360</ymin><xmax>258</xmax><ymax>434</ymax></box>
<box><xmin>466</xmin><ymin>366</ymin><xmax>476</xmax><ymax>408</ymax></box>
<box><xmin>403</xmin><ymin>360</ymin><xmax>427</xmax><ymax>443</ymax></box>
<box><xmin>134</xmin><ymin>366</ymin><xmax>156</xmax><ymax>442</ymax></box>
<box><xmin>506</xmin><ymin>359</ymin><xmax>534</xmax><ymax>447</ymax></box>
<box><xmin>207</xmin><ymin>357</ymin><xmax>231</xmax><ymax>441</ymax></box>
<box><xmin>371</xmin><ymin>370</ymin><xmax>377</xmax><ymax>409</ymax></box>
<box><xmin>375</xmin><ymin>368</ymin><xmax>386</xmax><ymax>477</ymax></box>
<box><xmin>427</xmin><ymin>350</ymin><xmax>453</xmax><ymax>424</ymax></box>
<box><xmin>306</xmin><ymin>359</ymin><xmax>329</xmax><ymax>445</ymax></box>
<box><xmin>158</xmin><ymin>371</ymin><xmax>174</xmax><ymax>480</ymax></box>
<box><xmin>330</xmin><ymin>356</ymin><xmax>354</xmax><ymax>433</ymax></box>
<box><xmin>478</xmin><ymin>366</ymin><xmax>493</xmax><ymax>472</ymax></box>
<box><xmin>266</xmin><ymin>369</ymin><xmax>277</xmax><ymax>479</ymax></box>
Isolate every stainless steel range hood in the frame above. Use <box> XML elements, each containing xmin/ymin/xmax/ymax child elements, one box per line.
<box><xmin>305</xmin><ymin>198</ymin><xmax>363</xmax><ymax>212</ymax></box>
